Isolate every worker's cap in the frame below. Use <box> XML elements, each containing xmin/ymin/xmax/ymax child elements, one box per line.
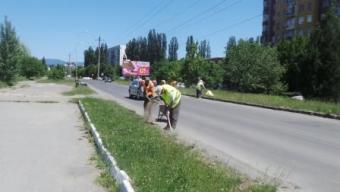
<box><xmin>155</xmin><ymin>85</ymin><xmax>163</xmax><ymax>96</ymax></box>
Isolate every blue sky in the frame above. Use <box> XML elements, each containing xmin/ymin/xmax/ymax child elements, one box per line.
<box><xmin>0</xmin><ymin>0</ymin><xmax>263</xmax><ymax>62</ymax></box>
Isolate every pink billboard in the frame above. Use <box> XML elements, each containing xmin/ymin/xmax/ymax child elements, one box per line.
<box><xmin>122</xmin><ymin>60</ymin><xmax>150</xmax><ymax>77</ymax></box>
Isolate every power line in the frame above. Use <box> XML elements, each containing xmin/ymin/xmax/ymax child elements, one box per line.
<box><xmin>200</xmin><ymin>13</ymin><xmax>262</xmax><ymax>38</ymax></box>
<box><xmin>153</xmin><ymin>0</ymin><xmax>202</xmax><ymax>29</ymax></box>
<box><xmin>124</xmin><ymin>0</ymin><xmax>167</xmax><ymax>35</ymax></box>
<box><xmin>175</xmin><ymin>0</ymin><xmax>243</xmax><ymax>33</ymax></box>
<box><xmin>126</xmin><ymin>0</ymin><xmax>173</xmax><ymax>37</ymax></box>
<box><xmin>166</xmin><ymin>0</ymin><xmax>228</xmax><ymax>33</ymax></box>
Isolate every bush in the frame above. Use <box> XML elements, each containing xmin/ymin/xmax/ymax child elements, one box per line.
<box><xmin>181</xmin><ymin>57</ymin><xmax>224</xmax><ymax>87</ymax></box>
<box><xmin>225</xmin><ymin>40</ymin><xmax>284</xmax><ymax>94</ymax></box>
<box><xmin>47</xmin><ymin>65</ymin><xmax>65</xmax><ymax>80</ymax></box>
<box><xmin>20</xmin><ymin>56</ymin><xmax>45</xmax><ymax>79</ymax></box>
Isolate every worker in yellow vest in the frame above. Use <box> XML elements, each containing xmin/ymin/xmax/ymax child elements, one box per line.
<box><xmin>155</xmin><ymin>84</ymin><xmax>182</xmax><ymax>130</ymax></box>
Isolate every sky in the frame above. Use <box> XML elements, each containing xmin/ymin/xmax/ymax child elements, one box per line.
<box><xmin>0</xmin><ymin>0</ymin><xmax>263</xmax><ymax>62</ymax></box>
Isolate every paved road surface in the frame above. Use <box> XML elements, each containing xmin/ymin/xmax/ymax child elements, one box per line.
<box><xmin>86</xmin><ymin>80</ymin><xmax>340</xmax><ymax>192</ymax></box>
<box><xmin>0</xmin><ymin>82</ymin><xmax>104</xmax><ymax>192</ymax></box>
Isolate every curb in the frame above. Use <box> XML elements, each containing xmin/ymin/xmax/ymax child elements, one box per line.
<box><xmin>78</xmin><ymin>101</ymin><xmax>135</xmax><ymax>192</ymax></box>
<box><xmin>184</xmin><ymin>94</ymin><xmax>340</xmax><ymax>120</ymax></box>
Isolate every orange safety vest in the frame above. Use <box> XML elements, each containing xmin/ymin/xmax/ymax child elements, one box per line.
<box><xmin>143</xmin><ymin>80</ymin><xmax>155</xmax><ymax>97</ymax></box>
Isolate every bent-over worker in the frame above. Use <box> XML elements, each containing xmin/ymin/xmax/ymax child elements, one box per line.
<box><xmin>156</xmin><ymin>84</ymin><xmax>181</xmax><ymax>130</ymax></box>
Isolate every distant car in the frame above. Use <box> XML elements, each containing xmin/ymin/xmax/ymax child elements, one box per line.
<box><xmin>82</xmin><ymin>77</ymin><xmax>92</xmax><ymax>80</ymax></box>
<box><xmin>128</xmin><ymin>79</ymin><xmax>144</xmax><ymax>99</ymax></box>
<box><xmin>104</xmin><ymin>76</ymin><xmax>113</xmax><ymax>83</ymax></box>
<box><xmin>176</xmin><ymin>82</ymin><xmax>186</xmax><ymax>88</ymax></box>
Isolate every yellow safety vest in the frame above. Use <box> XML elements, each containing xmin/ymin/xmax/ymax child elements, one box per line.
<box><xmin>161</xmin><ymin>84</ymin><xmax>181</xmax><ymax>108</ymax></box>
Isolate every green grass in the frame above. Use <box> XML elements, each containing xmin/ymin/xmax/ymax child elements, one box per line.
<box><xmin>0</xmin><ymin>81</ymin><xmax>8</xmax><ymax>89</ymax></box>
<box><xmin>179</xmin><ymin>88</ymin><xmax>340</xmax><ymax>116</ymax></box>
<box><xmin>37</xmin><ymin>78</ymin><xmax>75</xmax><ymax>85</ymax></box>
<box><xmin>81</xmin><ymin>97</ymin><xmax>275</xmax><ymax>192</ymax></box>
<box><xmin>63</xmin><ymin>86</ymin><xmax>95</xmax><ymax>96</ymax></box>
<box><xmin>90</xmin><ymin>154</ymin><xmax>118</xmax><ymax>192</ymax></box>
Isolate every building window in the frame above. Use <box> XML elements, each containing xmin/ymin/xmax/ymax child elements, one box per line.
<box><xmin>298</xmin><ymin>16</ymin><xmax>305</xmax><ymax>24</ymax></box>
<box><xmin>322</xmin><ymin>0</ymin><xmax>330</xmax><ymax>8</ymax></box>
<box><xmin>307</xmin><ymin>15</ymin><xmax>313</xmax><ymax>23</ymax></box>
<box><xmin>307</xmin><ymin>2</ymin><xmax>312</xmax><ymax>11</ymax></box>
<box><xmin>299</xmin><ymin>4</ymin><xmax>305</xmax><ymax>12</ymax></box>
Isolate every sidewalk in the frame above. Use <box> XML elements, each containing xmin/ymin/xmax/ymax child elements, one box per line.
<box><xmin>0</xmin><ymin>81</ymin><xmax>104</xmax><ymax>192</ymax></box>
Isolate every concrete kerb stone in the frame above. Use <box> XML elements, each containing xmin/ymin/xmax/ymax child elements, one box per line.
<box><xmin>78</xmin><ymin>101</ymin><xmax>135</xmax><ymax>192</ymax></box>
<box><xmin>186</xmin><ymin>95</ymin><xmax>340</xmax><ymax>120</ymax></box>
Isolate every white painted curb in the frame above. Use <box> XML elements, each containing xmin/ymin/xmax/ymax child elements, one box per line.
<box><xmin>79</xmin><ymin>101</ymin><xmax>135</xmax><ymax>192</ymax></box>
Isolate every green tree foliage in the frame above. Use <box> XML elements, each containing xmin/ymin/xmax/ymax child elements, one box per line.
<box><xmin>300</xmin><ymin>3</ymin><xmax>340</xmax><ymax>101</ymax></box>
<box><xmin>152</xmin><ymin>59</ymin><xmax>183</xmax><ymax>82</ymax></box>
<box><xmin>185</xmin><ymin>35</ymin><xmax>198</xmax><ymax>59</ymax></box>
<box><xmin>225</xmin><ymin>36</ymin><xmax>236</xmax><ymax>59</ymax></box>
<box><xmin>100</xmin><ymin>64</ymin><xmax>115</xmax><ymax>78</ymax></box>
<box><xmin>277</xmin><ymin>37</ymin><xmax>309</xmax><ymax>92</ymax></box>
<box><xmin>0</xmin><ymin>17</ymin><xmax>26</xmax><ymax>84</ymax></box>
<box><xmin>126</xmin><ymin>29</ymin><xmax>167</xmax><ymax>66</ymax></box>
<box><xmin>85</xmin><ymin>64</ymin><xmax>97</xmax><ymax>79</ymax></box>
<box><xmin>198</xmin><ymin>40</ymin><xmax>211</xmax><ymax>59</ymax></box>
<box><xmin>168</xmin><ymin>37</ymin><xmax>178</xmax><ymax>61</ymax></box>
<box><xmin>84</xmin><ymin>46</ymin><xmax>96</xmax><ymax>67</ymax></box>
<box><xmin>47</xmin><ymin>65</ymin><xmax>65</xmax><ymax>80</ymax></box>
<box><xmin>225</xmin><ymin>40</ymin><xmax>284</xmax><ymax>93</ymax></box>
<box><xmin>182</xmin><ymin>57</ymin><xmax>224</xmax><ymax>87</ymax></box>
<box><xmin>84</xmin><ymin>43</ymin><xmax>108</xmax><ymax>67</ymax></box>
<box><xmin>20</xmin><ymin>56</ymin><xmax>46</xmax><ymax>79</ymax></box>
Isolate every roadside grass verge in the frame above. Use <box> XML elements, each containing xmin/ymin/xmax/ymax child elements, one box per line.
<box><xmin>90</xmin><ymin>151</ymin><xmax>118</xmax><ymax>192</ymax></box>
<box><xmin>0</xmin><ymin>81</ymin><xmax>8</xmax><ymax>89</ymax></box>
<box><xmin>81</xmin><ymin>97</ymin><xmax>275</xmax><ymax>192</ymax></box>
<box><xmin>63</xmin><ymin>86</ymin><xmax>95</xmax><ymax>96</ymax></box>
<box><xmin>179</xmin><ymin>88</ymin><xmax>340</xmax><ymax>116</ymax></box>
<box><xmin>37</xmin><ymin>78</ymin><xmax>75</xmax><ymax>86</ymax></box>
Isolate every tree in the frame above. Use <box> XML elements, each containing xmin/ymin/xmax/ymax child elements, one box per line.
<box><xmin>225</xmin><ymin>41</ymin><xmax>284</xmax><ymax>93</ymax></box>
<box><xmin>186</xmin><ymin>35</ymin><xmax>197</xmax><ymax>59</ymax></box>
<box><xmin>0</xmin><ymin>17</ymin><xmax>25</xmax><ymax>84</ymax></box>
<box><xmin>198</xmin><ymin>40</ymin><xmax>211</xmax><ymax>59</ymax></box>
<box><xmin>47</xmin><ymin>65</ymin><xmax>65</xmax><ymax>80</ymax></box>
<box><xmin>84</xmin><ymin>46</ymin><xmax>96</xmax><ymax>67</ymax></box>
<box><xmin>277</xmin><ymin>37</ymin><xmax>309</xmax><ymax>92</ymax></box>
<box><xmin>300</xmin><ymin>2</ymin><xmax>340</xmax><ymax>101</ymax></box>
<box><xmin>225</xmin><ymin>36</ymin><xmax>236</xmax><ymax>58</ymax></box>
<box><xmin>21</xmin><ymin>56</ymin><xmax>45</xmax><ymax>79</ymax></box>
<box><xmin>100</xmin><ymin>64</ymin><xmax>115</xmax><ymax>78</ymax></box>
<box><xmin>168</xmin><ymin>37</ymin><xmax>178</xmax><ymax>61</ymax></box>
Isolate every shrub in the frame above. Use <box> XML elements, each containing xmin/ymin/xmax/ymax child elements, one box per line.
<box><xmin>225</xmin><ymin>40</ymin><xmax>284</xmax><ymax>94</ymax></box>
<box><xmin>47</xmin><ymin>65</ymin><xmax>65</xmax><ymax>80</ymax></box>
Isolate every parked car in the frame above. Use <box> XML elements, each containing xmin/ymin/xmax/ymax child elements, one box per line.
<box><xmin>104</xmin><ymin>76</ymin><xmax>113</xmax><ymax>83</ymax></box>
<box><xmin>128</xmin><ymin>79</ymin><xmax>144</xmax><ymax>99</ymax></box>
<box><xmin>82</xmin><ymin>76</ymin><xmax>92</xmax><ymax>80</ymax></box>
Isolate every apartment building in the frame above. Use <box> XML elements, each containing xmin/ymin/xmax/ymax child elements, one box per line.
<box><xmin>262</xmin><ymin>0</ymin><xmax>340</xmax><ymax>44</ymax></box>
<box><xmin>107</xmin><ymin>45</ymin><xmax>126</xmax><ymax>66</ymax></box>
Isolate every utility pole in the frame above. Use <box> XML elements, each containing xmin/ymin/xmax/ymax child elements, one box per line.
<box><xmin>97</xmin><ymin>36</ymin><xmax>101</xmax><ymax>79</ymax></box>
<box><xmin>68</xmin><ymin>54</ymin><xmax>71</xmax><ymax>77</ymax></box>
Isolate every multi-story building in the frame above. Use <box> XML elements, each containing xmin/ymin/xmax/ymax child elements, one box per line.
<box><xmin>262</xmin><ymin>0</ymin><xmax>340</xmax><ymax>44</ymax></box>
<box><xmin>107</xmin><ymin>45</ymin><xmax>126</xmax><ymax>66</ymax></box>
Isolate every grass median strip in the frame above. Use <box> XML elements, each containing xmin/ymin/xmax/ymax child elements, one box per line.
<box><xmin>179</xmin><ymin>88</ymin><xmax>340</xmax><ymax>116</ymax></box>
<box><xmin>81</xmin><ymin>97</ymin><xmax>275</xmax><ymax>192</ymax></box>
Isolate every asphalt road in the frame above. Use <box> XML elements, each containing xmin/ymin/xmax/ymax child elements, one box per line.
<box><xmin>86</xmin><ymin>80</ymin><xmax>340</xmax><ymax>192</ymax></box>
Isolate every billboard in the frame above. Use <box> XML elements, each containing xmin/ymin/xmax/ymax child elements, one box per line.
<box><xmin>122</xmin><ymin>60</ymin><xmax>150</xmax><ymax>77</ymax></box>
